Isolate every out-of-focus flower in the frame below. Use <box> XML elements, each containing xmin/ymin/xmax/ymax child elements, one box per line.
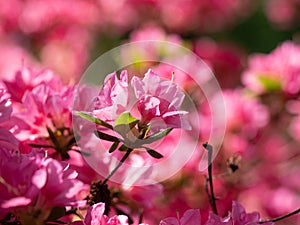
<box><xmin>159</xmin><ymin>208</ymin><xmax>201</xmax><ymax>225</ymax></box>
<box><xmin>0</xmin><ymin>37</ymin><xmax>40</xmax><ymax>82</ymax></box>
<box><xmin>122</xmin><ymin>26</ymin><xmax>183</xmax><ymax>71</ymax></box>
<box><xmin>122</xmin><ymin>183</ymin><xmax>163</xmax><ymax>210</ymax></box>
<box><xmin>0</xmin><ymin>148</ymin><xmax>84</xmax><ymax>223</ymax></box>
<box><xmin>193</xmin><ymin>38</ymin><xmax>246</xmax><ymax>88</ymax></box>
<box><xmin>153</xmin><ymin>0</ymin><xmax>254</xmax><ymax>33</ymax></box>
<box><xmin>131</xmin><ymin>69</ymin><xmax>190</xmax><ymax>132</ymax></box>
<box><xmin>39</xmin><ymin>25</ymin><xmax>92</xmax><ymax>83</ymax></box>
<box><xmin>205</xmin><ymin>201</ymin><xmax>274</xmax><ymax>225</ymax></box>
<box><xmin>199</xmin><ymin>89</ymin><xmax>269</xmax><ymax>154</ymax></box>
<box><xmin>96</xmin><ymin>0</ymin><xmax>138</xmax><ymax>34</ymax></box>
<box><xmin>242</xmin><ymin>41</ymin><xmax>300</xmax><ymax>96</ymax></box>
<box><xmin>0</xmin><ymin>0</ymin><xmax>100</xmax><ymax>83</ymax></box>
<box><xmin>265</xmin><ymin>0</ymin><xmax>300</xmax><ymax>30</ymax></box>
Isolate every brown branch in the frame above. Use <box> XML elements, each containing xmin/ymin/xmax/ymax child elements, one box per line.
<box><xmin>203</xmin><ymin>142</ymin><xmax>218</xmax><ymax>215</ymax></box>
<box><xmin>259</xmin><ymin>207</ymin><xmax>300</xmax><ymax>224</ymax></box>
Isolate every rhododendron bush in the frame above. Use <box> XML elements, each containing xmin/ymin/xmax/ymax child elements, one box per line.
<box><xmin>0</xmin><ymin>1</ymin><xmax>299</xmax><ymax>225</ymax></box>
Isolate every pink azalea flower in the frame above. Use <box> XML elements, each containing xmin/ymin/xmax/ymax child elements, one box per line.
<box><xmin>0</xmin><ymin>148</ymin><xmax>84</xmax><ymax>222</ymax></box>
<box><xmin>0</xmin><ymin>88</ymin><xmax>20</xmax><ymax>152</ymax></box>
<box><xmin>93</xmin><ymin>70</ymin><xmax>129</xmax><ymax>122</ymax></box>
<box><xmin>9</xmin><ymin>77</ymin><xmax>77</xmax><ymax>160</ymax></box>
<box><xmin>159</xmin><ymin>208</ymin><xmax>201</xmax><ymax>225</ymax></box>
<box><xmin>4</xmin><ymin>67</ymin><xmax>62</xmax><ymax>102</ymax></box>
<box><xmin>242</xmin><ymin>41</ymin><xmax>300</xmax><ymax>95</ymax></box>
<box><xmin>205</xmin><ymin>201</ymin><xmax>274</xmax><ymax>225</ymax></box>
<box><xmin>131</xmin><ymin>69</ymin><xmax>191</xmax><ymax>132</ymax></box>
<box><xmin>13</xmin><ymin>81</ymin><xmax>73</xmax><ymax>140</ymax></box>
<box><xmin>71</xmin><ymin>203</ymin><xmax>129</xmax><ymax>225</ymax></box>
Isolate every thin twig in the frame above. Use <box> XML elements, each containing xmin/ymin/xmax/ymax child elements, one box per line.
<box><xmin>204</xmin><ymin>175</ymin><xmax>211</xmax><ymax>201</ymax></box>
<box><xmin>203</xmin><ymin>142</ymin><xmax>218</xmax><ymax>215</ymax></box>
<box><xmin>103</xmin><ymin>148</ymin><xmax>133</xmax><ymax>184</ymax></box>
<box><xmin>259</xmin><ymin>207</ymin><xmax>300</xmax><ymax>224</ymax></box>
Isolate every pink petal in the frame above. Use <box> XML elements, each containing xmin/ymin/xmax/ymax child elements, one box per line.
<box><xmin>1</xmin><ymin>197</ymin><xmax>31</xmax><ymax>208</ymax></box>
<box><xmin>180</xmin><ymin>209</ymin><xmax>201</xmax><ymax>225</ymax></box>
<box><xmin>32</xmin><ymin>168</ymin><xmax>47</xmax><ymax>189</ymax></box>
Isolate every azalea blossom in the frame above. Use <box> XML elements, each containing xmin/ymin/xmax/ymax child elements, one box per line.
<box><xmin>242</xmin><ymin>41</ymin><xmax>300</xmax><ymax>95</ymax></box>
<box><xmin>12</xmin><ymin>80</ymin><xmax>74</xmax><ymax>159</ymax></box>
<box><xmin>71</xmin><ymin>202</ymin><xmax>129</xmax><ymax>225</ymax></box>
<box><xmin>3</xmin><ymin>67</ymin><xmax>61</xmax><ymax>103</ymax></box>
<box><xmin>93</xmin><ymin>70</ymin><xmax>129</xmax><ymax>122</ymax></box>
<box><xmin>0</xmin><ymin>148</ymin><xmax>84</xmax><ymax>223</ymax></box>
<box><xmin>159</xmin><ymin>208</ymin><xmax>201</xmax><ymax>225</ymax></box>
<box><xmin>131</xmin><ymin>69</ymin><xmax>191</xmax><ymax>132</ymax></box>
<box><xmin>205</xmin><ymin>201</ymin><xmax>274</xmax><ymax>225</ymax></box>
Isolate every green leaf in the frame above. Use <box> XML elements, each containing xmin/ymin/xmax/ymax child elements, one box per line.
<box><xmin>75</xmin><ymin>111</ymin><xmax>113</xmax><ymax>130</ymax></box>
<box><xmin>94</xmin><ymin>130</ymin><xmax>119</xmax><ymax>142</ymax></box>
<box><xmin>114</xmin><ymin>112</ymin><xmax>139</xmax><ymax>135</ymax></box>
<box><xmin>109</xmin><ymin>141</ymin><xmax>120</xmax><ymax>153</ymax></box>
<box><xmin>115</xmin><ymin>112</ymin><xmax>139</xmax><ymax>126</ymax></box>
<box><xmin>145</xmin><ymin>148</ymin><xmax>163</xmax><ymax>159</ymax></box>
<box><xmin>141</xmin><ymin>128</ymin><xmax>172</xmax><ymax>144</ymax></box>
<box><xmin>258</xmin><ymin>75</ymin><xmax>281</xmax><ymax>92</ymax></box>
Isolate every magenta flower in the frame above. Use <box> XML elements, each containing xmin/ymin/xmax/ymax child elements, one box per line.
<box><xmin>159</xmin><ymin>208</ymin><xmax>201</xmax><ymax>225</ymax></box>
<box><xmin>8</xmin><ymin>69</ymin><xmax>72</xmax><ymax>138</ymax></box>
<box><xmin>0</xmin><ymin>148</ymin><xmax>84</xmax><ymax>222</ymax></box>
<box><xmin>11</xmin><ymin>80</ymin><xmax>76</xmax><ymax>159</ymax></box>
<box><xmin>0</xmin><ymin>88</ymin><xmax>12</xmax><ymax>123</ymax></box>
<box><xmin>4</xmin><ymin>67</ymin><xmax>61</xmax><ymax>102</ymax></box>
<box><xmin>71</xmin><ymin>202</ymin><xmax>129</xmax><ymax>225</ymax></box>
<box><xmin>131</xmin><ymin>69</ymin><xmax>190</xmax><ymax>132</ymax></box>
<box><xmin>93</xmin><ymin>70</ymin><xmax>129</xmax><ymax>122</ymax></box>
<box><xmin>205</xmin><ymin>201</ymin><xmax>274</xmax><ymax>225</ymax></box>
<box><xmin>242</xmin><ymin>41</ymin><xmax>300</xmax><ymax>95</ymax></box>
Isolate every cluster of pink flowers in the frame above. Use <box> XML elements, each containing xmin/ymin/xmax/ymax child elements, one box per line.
<box><xmin>0</xmin><ymin>86</ymin><xmax>84</xmax><ymax>223</ymax></box>
<box><xmin>161</xmin><ymin>201</ymin><xmax>274</xmax><ymax>225</ymax></box>
<box><xmin>242</xmin><ymin>41</ymin><xmax>300</xmax><ymax>95</ymax></box>
<box><xmin>0</xmin><ymin>1</ymin><xmax>299</xmax><ymax>224</ymax></box>
<box><xmin>0</xmin><ymin>0</ymin><xmax>255</xmax><ymax>85</ymax></box>
<box><xmin>69</xmin><ymin>201</ymin><xmax>273</xmax><ymax>225</ymax></box>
